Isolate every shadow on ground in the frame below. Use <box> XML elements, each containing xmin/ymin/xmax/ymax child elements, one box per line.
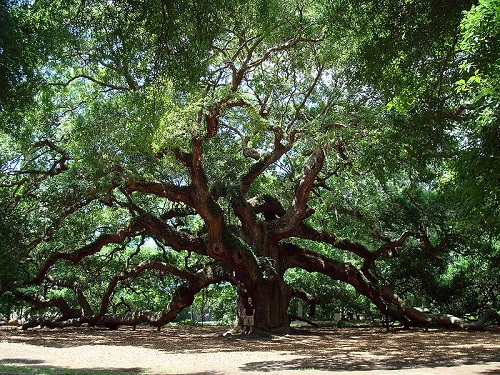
<box><xmin>1</xmin><ymin>325</ymin><xmax>499</xmax><ymax>373</ymax></box>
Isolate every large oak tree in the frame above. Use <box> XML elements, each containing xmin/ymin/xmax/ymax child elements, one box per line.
<box><xmin>1</xmin><ymin>0</ymin><xmax>499</xmax><ymax>333</ymax></box>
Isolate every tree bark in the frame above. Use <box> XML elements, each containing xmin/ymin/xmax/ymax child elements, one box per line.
<box><xmin>252</xmin><ymin>278</ymin><xmax>292</xmax><ymax>334</ymax></box>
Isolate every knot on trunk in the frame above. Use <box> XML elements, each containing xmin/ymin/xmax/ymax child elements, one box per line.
<box><xmin>209</xmin><ymin>242</ymin><xmax>224</xmax><ymax>255</ymax></box>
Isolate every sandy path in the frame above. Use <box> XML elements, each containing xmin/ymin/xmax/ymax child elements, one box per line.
<box><xmin>1</xmin><ymin>326</ymin><xmax>500</xmax><ymax>374</ymax></box>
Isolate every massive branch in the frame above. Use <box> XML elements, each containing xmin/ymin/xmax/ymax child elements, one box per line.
<box><xmin>139</xmin><ymin>213</ymin><xmax>208</xmax><ymax>256</ymax></box>
<box><xmin>27</xmin><ymin>220</ymin><xmax>145</xmax><ymax>286</ymax></box>
<box><xmin>377</xmin><ymin>285</ymin><xmax>500</xmax><ymax>330</ymax></box>
<box><xmin>271</xmin><ymin>144</ymin><xmax>329</xmax><ymax>236</ymax></box>
<box><xmin>96</xmin><ymin>262</ymin><xmax>233</xmax><ymax>329</ymax></box>
<box><xmin>126</xmin><ymin>180</ymin><xmax>194</xmax><ymax>206</ymax></box>
<box><xmin>281</xmin><ymin>242</ymin><xmax>408</xmax><ymax>324</ymax></box>
<box><xmin>282</xmin><ymin>241</ymin><xmax>500</xmax><ymax>329</ymax></box>
<box><xmin>295</xmin><ymin>223</ymin><xmax>372</xmax><ymax>259</ymax></box>
<box><xmin>232</xmin><ymin>131</ymin><xmax>295</xmax><ymax>240</ymax></box>
<box><xmin>19</xmin><ymin>262</ymin><xmax>235</xmax><ymax>330</ymax></box>
<box><xmin>93</xmin><ymin>261</ymin><xmax>220</xmax><ymax>323</ymax></box>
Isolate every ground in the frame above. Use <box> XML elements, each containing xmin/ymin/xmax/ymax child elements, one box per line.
<box><xmin>1</xmin><ymin>325</ymin><xmax>500</xmax><ymax>375</ymax></box>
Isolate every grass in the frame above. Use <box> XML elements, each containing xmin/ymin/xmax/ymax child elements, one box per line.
<box><xmin>0</xmin><ymin>364</ymin><xmax>138</xmax><ymax>375</ymax></box>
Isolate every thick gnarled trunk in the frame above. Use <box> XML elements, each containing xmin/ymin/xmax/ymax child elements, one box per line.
<box><xmin>234</xmin><ymin>258</ymin><xmax>292</xmax><ymax>333</ymax></box>
<box><xmin>250</xmin><ymin>278</ymin><xmax>292</xmax><ymax>334</ymax></box>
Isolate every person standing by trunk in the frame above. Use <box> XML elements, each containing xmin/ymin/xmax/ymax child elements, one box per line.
<box><xmin>243</xmin><ymin>297</ymin><xmax>255</xmax><ymax>334</ymax></box>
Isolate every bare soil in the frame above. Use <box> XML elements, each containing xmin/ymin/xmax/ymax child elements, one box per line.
<box><xmin>1</xmin><ymin>325</ymin><xmax>500</xmax><ymax>375</ymax></box>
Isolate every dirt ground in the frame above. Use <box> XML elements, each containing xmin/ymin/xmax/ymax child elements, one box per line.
<box><xmin>1</xmin><ymin>325</ymin><xmax>500</xmax><ymax>375</ymax></box>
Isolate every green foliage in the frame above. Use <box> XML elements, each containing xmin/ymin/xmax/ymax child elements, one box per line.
<box><xmin>435</xmin><ymin>240</ymin><xmax>500</xmax><ymax>314</ymax></box>
<box><xmin>0</xmin><ymin>364</ymin><xmax>134</xmax><ymax>375</ymax></box>
<box><xmin>187</xmin><ymin>282</ymin><xmax>236</xmax><ymax>325</ymax></box>
<box><xmin>286</xmin><ymin>268</ymin><xmax>373</xmax><ymax>319</ymax></box>
<box><xmin>0</xmin><ymin>188</ymin><xmax>29</xmax><ymax>294</ymax></box>
<box><xmin>331</xmin><ymin>0</ymin><xmax>472</xmax><ymax>103</ymax></box>
<box><xmin>449</xmin><ymin>0</ymin><xmax>500</xmax><ymax>236</ymax></box>
<box><xmin>0</xmin><ymin>0</ymin><xmax>42</xmax><ymax>111</ymax></box>
<box><xmin>1</xmin><ymin>0</ymin><xmax>498</xmax><ymax>328</ymax></box>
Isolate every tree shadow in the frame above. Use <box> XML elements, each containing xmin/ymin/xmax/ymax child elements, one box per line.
<box><xmin>237</xmin><ymin>327</ymin><xmax>500</xmax><ymax>373</ymax></box>
<box><xmin>1</xmin><ymin>325</ymin><xmax>499</xmax><ymax>373</ymax></box>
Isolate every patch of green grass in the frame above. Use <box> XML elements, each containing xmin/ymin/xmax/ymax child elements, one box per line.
<box><xmin>0</xmin><ymin>364</ymin><xmax>139</xmax><ymax>375</ymax></box>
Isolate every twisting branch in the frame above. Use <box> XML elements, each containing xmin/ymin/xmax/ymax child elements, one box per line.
<box><xmin>375</xmin><ymin>283</ymin><xmax>500</xmax><ymax>329</ymax></box>
<box><xmin>159</xmin><ymin>205</ymin><xmax>197</xmax><ymax>221</ymax></box>
<box><xmin>26</xmin><ymin>219</ymin><xmax>146</xmax><ymax>285</ymax></box>
<box><xmin>231</xmin><ymin>131</ymin><xmax>295</xmax><ymax>244</ymax></box>
<box><xmin>204</xmin><ymin>97</ymin><xmax>246</xmax><ymax>139</ymax></box>
<box><xmin>222</xmin><ymin>123</ymin><xmax>263</xmax><ymax>160</ymax></box>
<box><xmin>229</xmin><ymin>34</ymin><xmax>266</xmax><ymax>92</ymax></box>
<box><xmin>362</xmin><ymin>231</ymin><xmax>416</xmax><ymax>276</ymax></box>
<box><xmin>239</xmin><ymin>129</ymin><xmax>296</xmax><ymax>195</ymax></box>
<box><xmin>290</xmin><ymin>286</ymin><xmax>320</xmax><ymax>318</ymax></box>
<box><xmin>246</xmin><ymin>35</ymin><xmax>322</xmax><ymax>73</ymax></box>
<box><xmin>139</xmin><ymin>212</ymin><xmax>208</xmax><ymax>256</ymax></box>
<box><xmin>294</xmin><ymin>223</ymin><xmax>372</xmax><ymax>259</ymax></box>
<box><xmin>48</xmin><ymin>74</ymin><xmax>133</xmax><ymax>92</ymax></box>
<box><xmin>15</xmin><ymin>291</ymin><xmax>80</xmax><ymax>319</ymax></box>
<box><xmin>19</xmin><ymin>262</ymin><xmax>236</xmax><ymax>330</ymax></box>
<box><xmin>15</xmin><ymin>291</ymin><xmax>83</xmax><ymax>330</ymax></box>
<box><xmin>43</xmin><ymin>276</ymin><xmax>93</xmax><ymax>317</ymax></box>
<box><xmin>1</xmin><ymin>139</ymin><xmax>69</xmax><ymax>188</ymax></box>
<box><xmin>248</xmin><ymin>194</ymin><xmax>287</xmax><ymax>221</ymax></box>
<box><xmin>185</xmin><ymin>139</ymin><xmax>226</xmax><ymax>256</ymax></box>
<box><xmin>113</xmin><ymin>189</ymin><xmax>208</xmax><ymax>256</ymax></box>
<box><xmin>92</xmin><ymin>260</ymin><xmax>199</xmax><ymax>322</ymax></box>
<box><xmin>281</xmin><ymin>242</ymin><xmax>408</xmax><ymax>324</ymax></box>
<box><xmin>271</xmin><ymin>143</ymin><xmax>330</xmax><ymax>236</ymax></box>
<box><xmin>94</xmin><ymin>262</ymin><xmax>235</xmax><ymax>329</ymax></box>
<box><xmin>416</xmin><ymin>232</ymin><xmax>461</xmax><ymax>255</ymax></box>
<box><xmin>126</xmin><ymin>179</ymin><xmax>194</xmax><ymax>206</ymax></box>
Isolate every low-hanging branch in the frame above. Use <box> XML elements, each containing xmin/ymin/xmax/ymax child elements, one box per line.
<box><xmin>26</xmin><ymin>220</ymin><xmax>146</xmax><ymax>285</ymax></box>
<box><xmin>281</xmin><ymin>242</ymin><xmax>403</xmax><ymax>322</ymax></box>
<box><xmin>17</xmin><ymin>260</ymin><xmax>236</xmax><ymax>330</ymax></box>
<box><xmin>92</xmin><ymin>260</ymin><xmax>212</xmax><ymax>323</ymax></box>
<box><xmin>290</xmin><ymin>286</ymin><xmax>320</xmax><ymax>319</ymax></box>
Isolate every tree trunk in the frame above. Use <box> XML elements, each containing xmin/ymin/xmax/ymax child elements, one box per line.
<box><xmin>238</xmin><ymin>278</ymin><xmax>292</xmax><ymax>334</ymax></box>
